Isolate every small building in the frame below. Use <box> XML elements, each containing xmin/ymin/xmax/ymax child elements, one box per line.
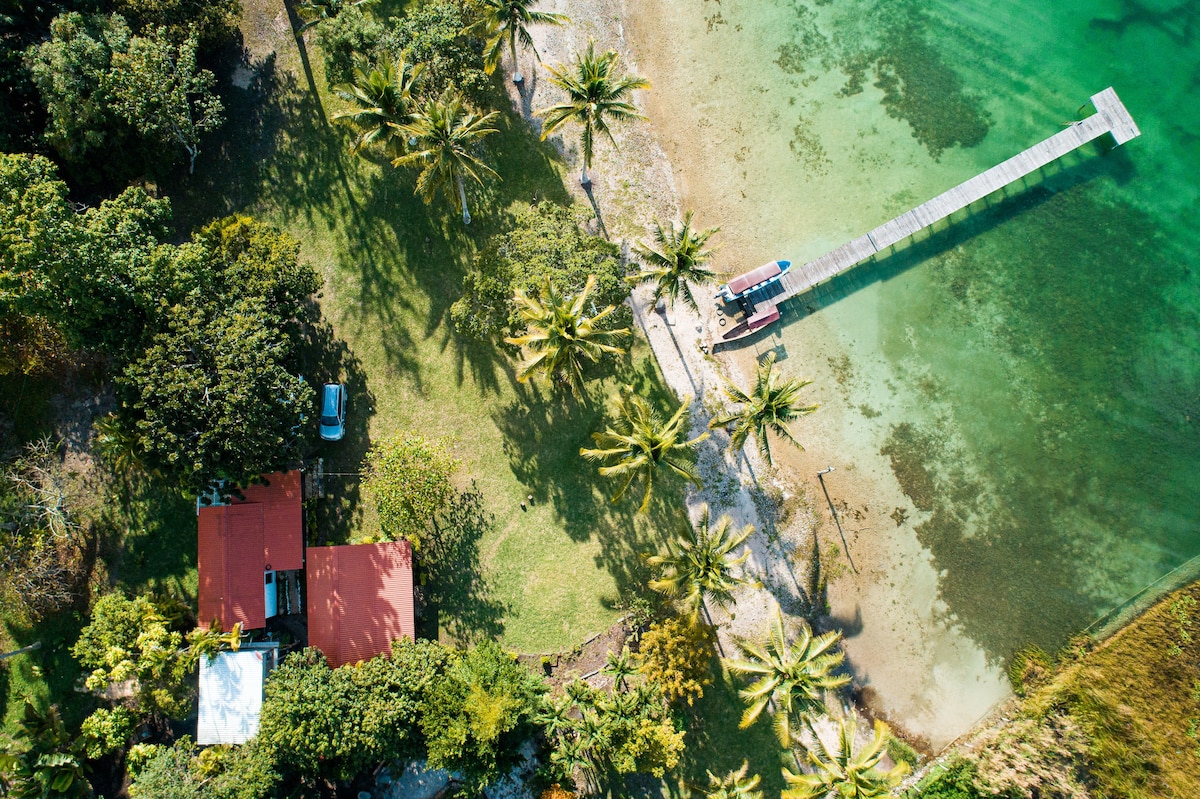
<box><xmin>196</xmin><ymin>644</ymin><xmax>279</xmax><ymax>745</ymax></box>
<box><xmin>306</xmin><ymin>541</ymin><xmax>415</xmax><ymax>668</ymax></box>
<box><xmin>198</xmin><ymin>472</ymin><xmax>304</xmax><ymax>631</ymax></box>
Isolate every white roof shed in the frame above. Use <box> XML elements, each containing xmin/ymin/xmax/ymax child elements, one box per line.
<box><xmin>197</xmin><ymin>647</ymin><xmax>276</xmax><ymax>745</ymax></box>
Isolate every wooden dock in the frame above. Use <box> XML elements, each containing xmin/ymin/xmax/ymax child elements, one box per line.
<box><xmin>772</xmin><ymin>87</ymin><xmax>1140</xmax><ymax>304</ymax></box>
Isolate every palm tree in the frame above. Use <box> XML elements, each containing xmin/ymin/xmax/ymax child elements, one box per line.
<box><xmin>536</xmin><ymin>41</ymin><xmax>649</xmax><ymax>186</ymax></box>
<box><xmin>465</xmin><ymin>0</ymin><xmax>569</xmax><ymax>84</ymax></box>
<box><xmin>704</xmin><ymin>760</ymin><xmax>764</xmax><ymax>799</ymax></box>
<box><xmin>709</xmin><ymin>351</ymin><xmax>817</xmax><ymax>466</ymax></box>
<box><xmin>724</xmin><ymin>607</ymin><xmax>850</xmax><ymax>745</ymax></box>
<box><xmin>646</xmin><ymin>506</ymin><xmax>754</xmax><ymax>624</ymax></box>
<box><xmin>184</xmin><ymin>621</ymin><xmax>244</xmax><ymax>668</ymax></box>
<box><xmin>602</xmin><ymin>645</ymin><xmax>637</xmax><ymax>690</ymax></box>
<box><xmin>628</xmin><ymin>211</ymin><xmax>720</xmax><ymax>311</ymax></box>
<box><xmin>504</xmin><ymin>275</ymin><xmax>629</xmax><ymax>395</ymax></box>
<box><xmin>393</xmin><ymin>91</ymin><xmax>500</xmax><ymax>225</ymax></box>
<box><xmin>782</xmin><ymin>718</ymin><xmax>909</xmax><ymax>799</ymax></box>
<box><xmin>0</xmin><ymin>702</ymin><xmax>90</xmax><ymax>798</ymax></box>
<box><xmin>331</xmin><ymin>53</ymin><xmax>424</xmax><ymax>156</ymax></box>
<box><xmin>581</xmin><ymin>388</ymin><xmax>708</xmax><ymax>512</ymax></box>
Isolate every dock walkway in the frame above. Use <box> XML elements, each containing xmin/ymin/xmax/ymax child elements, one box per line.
<box><xmin>771</xmin><ymin>87</ymin><xmax>1140</xmax><ymax>304</ymax></box>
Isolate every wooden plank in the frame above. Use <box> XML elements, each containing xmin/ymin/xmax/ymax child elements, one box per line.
<box><xmin>758</xmin><ymin>87</ymin><xmax>1140</xmax><ymax>309</ymax></box>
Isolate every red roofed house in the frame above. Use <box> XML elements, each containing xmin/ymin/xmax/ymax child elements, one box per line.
<box><xmin>306</xmin><ymin>541</ymin><xmax>415</xmax><ymax>667</ymax></box>
<box><xmin>198</xmin><ymin>472</ymin><xmax>304</xmax><ymax>631</ymax></box>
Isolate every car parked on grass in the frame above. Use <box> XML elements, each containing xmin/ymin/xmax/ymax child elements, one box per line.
<box><xmin>319</xmin><ymin>382</ymin><xmax>346</xmax><ymax>441</ymax></box>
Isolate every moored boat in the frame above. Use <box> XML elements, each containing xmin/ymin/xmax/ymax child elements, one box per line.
<box><xmin>716</xmin><ymin>259</ymin><xmax>791</xmax><ymax>303</ymax></box>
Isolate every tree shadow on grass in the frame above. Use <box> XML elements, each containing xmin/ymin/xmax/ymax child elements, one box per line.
<box><xmin>490</xmin><ymin>352</ymin><xmax>693</xmax><ymax>602</ymax></box>
<box><xmin>668</xmin><ymin>661</ymin><xmax>789</xmax><ymax>798</ymax></box>
<box><xmin>296</xmin><ymin>309</ymin><xmax>374</xmax><ymax>545</ymax></box>
<box><xmin>420</xmin><ymin>484</ymin><xmax>508</xmax><ymax>644</ymax></box>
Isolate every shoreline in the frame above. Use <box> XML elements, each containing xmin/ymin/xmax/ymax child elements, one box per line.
<box><xmin>522</xmin><ymin>0</ymin><xmax>1011</xmax><ymax>753</ymax></box>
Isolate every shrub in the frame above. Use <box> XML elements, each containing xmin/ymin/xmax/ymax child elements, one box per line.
<box><xmin>637</xmin><ymin>616</ymin><xmax>715</xmax><ymax>706</ymax></box>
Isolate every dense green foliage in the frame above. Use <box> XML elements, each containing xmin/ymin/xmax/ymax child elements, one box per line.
<box><xmin>256</xmin><ymin>642</ymin><xmax>448</xmax><ymax>785</ymax></box>
<box><xmin>113</xmin><ymin>0</ymin><xmax>241</xmax><ymax>48</ymax></box>
<box><xmin>362</xmin><ymin>432</ymin><xmax>460</xmax><ymax>551</ymax></box>
<box><xmin>27</xmin><ymin>13</ymin><xmax>224</xmax><ymax>175</ymax></box>
<box><xmin>0</xmin><ymin>702</ymin><xmax>90</xmax><ymax>798</ymax></box>
<box><xmin>315</xmin><ymin>1</ymin><xmax>489</xmax><ymax>100</ymax></box>
<box><xmin>420</xmin><ymin>640</ymin><xmax>546</xmax><ymax>791</ymax></box>
<box><xmin>450</xmin><ymin>202</ymin><xmax>630</xmax><ymax>342</ymax></box>
<box><xmin>72</xmin><ymin>592</ymin><xmax>190</xmax><ymax>717</ymax></box>
<box><xmin>637</xmin><ymin>616</ymin><xmax>715</xmax><ymax>706</ymax></box>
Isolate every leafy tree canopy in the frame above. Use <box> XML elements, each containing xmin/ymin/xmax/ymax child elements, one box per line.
<box><xmin>637</xmin><ymin>616</ymin><xmax>716</xmax><ymax>706</ymax></box>
<box><xmin>26</xmin><ymin>12</ymin><xmax>224</xmax><ymax>175</ymax></box>
<box><xmin>451</xmin><ymin>202</ymin><xmax>630</xmax><ymax>343</ymax></box>
<box><xmin>362</xmin><ymin>432</ymin><xmax>460</xmax><ymax>552</ymax></box>
<box><xmin>72</xmin><ymin>592</ymin><xmax>191</xmax><ymax>718</ymax></box>
<box><xmin>118</xmin><ymin>297</ymin><xmax>312</xmax><ymax>495</ymax></box>
<box><xmin>384</xmin><ymin>1</ymin><xmax>490</xmax><ymax>102</ymax></box>
<box><xmin>420</xmin><ymin>640</ymin><xmax>546</xmax><ymax>792</ymax></box>
<box><xmin>257</xmin><ymin>641</ymin><xmax>452</xmax><ymax>785</ymax></box>
<box><xmin>25</xmin><ymin>11</ymin><xmax>132</xmax><ymax>163</ymax></box>
<box><xmin>113</xmin><ymin>0</ymin><xmax>241</xmax><ymax>50</ymax></box>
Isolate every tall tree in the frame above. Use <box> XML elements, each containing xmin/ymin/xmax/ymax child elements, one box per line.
<box><xmin>705</xmin><ymin>760</ymin><xmax>764</xmax><ymax>799</ymax></box>
<box><xmin>26</xmin><ymin>12</ymin><xmax>130</xmax><ymax>164</ymax></box>
<box><xmin>464</xmin><ymin>0</ymin><xmax>568</xmax><ymax>83</ymax></box>
<box><xmin>709</xmin><ymin>351</ymin><xmax>817</xmax><ymax>466</ymax></box>
<box><xmin>782</xmin><ymin>718</ymin><xmax>909</xmax><ymax>799</ymax></box>
<box><xmin>119</xmin><ymin>298</ymin><xmax>312</xmax><ymax>496</ymax></box>
<box><xmin>536</xmin><ymin>40</ymin><xmax>648</xmax><ymax>186</ymax></box>
<box><xmin>331</xmin><ymin>52</ymin><xmax>424</xmax><ymax>156</ymax></box>
<box><xmin>393</xmin><ymin>90</ymin><xmax>499</xmax><ymax>224</ymax></box>
<box><xmin>724</xmin><ymin>607</ymin><xmax>850</xmax><ymax>745</ymax></box>
<box><xmin>627</xmin><ymin>211</ymin><xmax>720</xmax><ymax>311</ymax></box>
<box><xmin>362</xmin><ymin>433</ymin><xmax>460</xmax><ymax>555</ymax></box>
<box><xmin>451</xmin><ymin>202</ymin><xmax>627</xmax><ymax>343</ymax></box>
<box><xmin>646</xmin><ymin>505</ymin><xmax>753</xmax><ymax>624</ymax></box>
<box><xmin>580</xmin><ymin>389</ymin><xmax>706</xmax><ymax>512</ymax></box>
<box><xmin>104</xmin><ymin>27</ymin><xmax>224</xmax><ymax>173</ymax></box>
<box><xmin>504</xmin><ymin>275</ymin><xmax>628</xmax><ymax>395</ymax></box>
<box><xmin>72</xmin><ymin>592</ymin><xmax>190</xmax><ymax>718</ymax></box>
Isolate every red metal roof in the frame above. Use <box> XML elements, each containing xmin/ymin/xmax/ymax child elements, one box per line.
<box><xmin>197</xmin><ymin>472</ymin><xmax>304</xmax><ymax>630</ymax></box>
<box><xmin>306</xmin><ymin>542</ymin><xmax>415</xmax><ymax>668</ymax></box>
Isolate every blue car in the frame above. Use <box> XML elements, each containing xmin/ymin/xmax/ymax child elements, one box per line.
<box><xmin>319</xmin><ymin>383</ymin><xmax>346</xmax><ymax>441</ymax></box>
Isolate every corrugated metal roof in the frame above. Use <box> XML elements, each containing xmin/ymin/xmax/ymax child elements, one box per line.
<box><xmin>241</xmin><ymin>472</ymin><xmax>303</xmax><ymax>572</ymax></box>
<box><xmin>197</xmin><ymin>471</ymin><xmax>304</xmax><ymax>630</ymax></box>
<box><xmin>197</xmin><ymin>650</ymin><xmax>266</xmax><ymax>745</ymax></box>
<box><xmin>306</xmin><ymin>542</ymin><xmax>415</xmax><ymax>668</ymax></box>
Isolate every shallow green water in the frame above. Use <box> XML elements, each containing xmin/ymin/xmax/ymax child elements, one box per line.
<box><xmin>636</xmin><ymin>0</ymin><xmax>1200</xmax><ymax>664</ymax></box>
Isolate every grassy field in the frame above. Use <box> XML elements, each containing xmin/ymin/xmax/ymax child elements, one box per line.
<box><xmin>150</xmin><ymin>0</ymin><xmax>694</xmax><ymax>654</ymax></box>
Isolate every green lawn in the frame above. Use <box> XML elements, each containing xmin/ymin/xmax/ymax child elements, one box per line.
<box><xmin>157</xmin><ymin>1</ymin><xmax>689</xmax><ymax>653</ymax></box>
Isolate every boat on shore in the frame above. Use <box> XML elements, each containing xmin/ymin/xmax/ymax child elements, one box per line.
<box><xmin>712</xmin><ymin>260</ymin><xmax>791</xmax><ymax>344</ymax></box>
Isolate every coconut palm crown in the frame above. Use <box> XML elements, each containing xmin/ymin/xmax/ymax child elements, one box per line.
<box><xmin>646</xmin><ymin>505</ymin><xmax>753</xmax><ymax>624</ymax></box>
<box><xmin>536</xmin><ymin>40</ymin><xmax>649</xmax><ymax>185</ymax></box>
<box><xmin>628</xmin><ymin>211</ymin><xmax>720</xmax><ymax>311</ymax></box>
<box><xmin>465</xmin><ymin>0</ymin><xmax>569</xmax><ymax>82</ymax></box>
<box><xmin>782</xmin><ymin>717</ymin><xmax>909</xmax><ymax>799</ymax></box>
<box><xmin>393</xmin><ymin>91</ymin><xmax>500</xmax><ymax>225</ymax></box>
<box><xmin>709</xmin><ymin>351</ymin><xmax>817</xmax><ymax>465</ymax></box>
<box><xmin>331</xmin><ymin>52</ymin><xmax>425</xmax><ymax>156</ymax></box>
<box><xmin>705</xmin><ymin>760</ymin><xmax>765</xmax><ymax>799</ymax></box>
<box><xmin>504</xmin><ymin>275</ymin><xmax>629</xmax><ymax>395</ymax></box>
<box><xmin>724</xmin><ymin>606</ymin><xmax>850</xmax><ymax>746</ymax></box>
<box><xmin>581</xmin><ymin>388</ymin><xmax>707</xmax><ymax>512</ymax></box>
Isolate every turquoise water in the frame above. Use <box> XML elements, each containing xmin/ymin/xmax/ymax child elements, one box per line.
<box><xmin>633</xmin><ymin>0</ymin><xmax>1200</xmax><ymax>667</ymax></box>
